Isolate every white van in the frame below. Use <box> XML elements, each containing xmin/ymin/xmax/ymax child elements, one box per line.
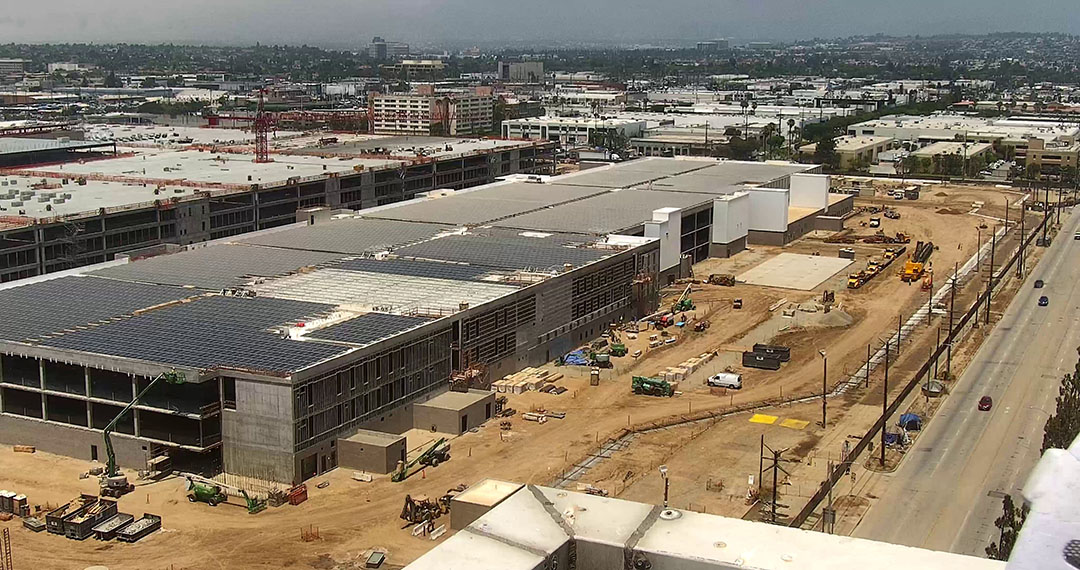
<box><xmin>707</xmin><ymin>372</ymin><xmax>742</xmax><ymax>389</ymax></box>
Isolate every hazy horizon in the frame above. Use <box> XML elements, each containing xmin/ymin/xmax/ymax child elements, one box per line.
<box><xmin>3</xmin><ymin>0</ymin><xmax>1080</xmax><ymax>48</ymax></box>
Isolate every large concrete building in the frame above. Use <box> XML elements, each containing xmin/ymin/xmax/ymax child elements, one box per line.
<box><xmin>498</xmin><ymin>61</ymin><xmax>545</xmax><ymax>83</ymax></box>
<box><xmin>798</xmin><ymin>135</ymin><xmax>895</xmax><ymax>169</ymax></box>
<box><xmin>0</xmin><ymin>133</ymin><xmax>554</xmax><ymax>283</ymax></box>
<box><xmin>0</xmin><ymin>157</ymin><xmax>846</xmax><ymax>485</ymax></box>
<box><xmin>370</xmin><ymin>88</ymin><xmax>493</xmax><ymax>136</ymax></box>
<box><xmin>502</xmin><ymin>117</ymin><xmax>646</xmax><ymax>146</ymax></box>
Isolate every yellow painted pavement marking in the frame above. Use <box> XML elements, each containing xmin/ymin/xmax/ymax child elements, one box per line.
<box><xmin>780</xmin><ymin>419</ymin><xmax>810</xmax><ymax>430</ymax></box>
<box><xmin>749</xmin><ymin>414</ymin><xmax>778</xmax><ymax>424</ymax></box>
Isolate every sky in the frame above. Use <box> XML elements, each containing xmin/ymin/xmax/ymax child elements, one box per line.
<box><xmin>3</xmin><ymin>0</ymin><xmax>1079</xmax><ymax>47</ymax></box>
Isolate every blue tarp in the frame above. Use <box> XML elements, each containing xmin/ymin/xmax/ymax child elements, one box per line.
<box><xmin>562</xmin><ymin>349</ymin><xmax>589</xmax><ymax>366</ymax></box>
<box><xmin>899</xmin><ymin>413</ymin><xmax>923</xmax><ymax>430</ymax></box>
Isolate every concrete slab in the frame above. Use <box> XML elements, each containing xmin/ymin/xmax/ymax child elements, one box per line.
<box><xmin>739</xmin><ymin>253</ymin><xmax>852</xmax><ymax>290</ymax></box>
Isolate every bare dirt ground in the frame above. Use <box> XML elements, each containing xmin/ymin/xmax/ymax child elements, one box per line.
<box><xmin>0</xmin><ymin>184</ymin><xmax>1028</xmax><ymax>570</ymax></box>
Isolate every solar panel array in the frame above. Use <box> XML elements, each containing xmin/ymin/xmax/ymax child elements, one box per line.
<box><xmin>307</xmin><ymin>312</ymin><xmax>435</xmax><ymax>346</ymax></box>
<box><xmin>334</xmin><ymin>257</ymin><xmax>494</xmax><ymax>281</ymax></box>
<box><xmin>41</xmin><ymin>295</ymin><xmax>348</xmax><ymax>373</ymax></box>
<box><xmin>0</xmin><ymin>276</ymin><xmax>196</xmax><ymax>342</ymax></box>
<box><xmin>89</xmin><ymin>244</ymin><xmax>346</xmax><ymax>290</ymax></box>
<box><xmin>393</xmin><ymin>229</ymin><xmax>610</xmax><ymax>271</ymax></box>
<box><xmin>237</xmin><ymin>218</ymin><xmax>449</xmax><ymax>254</ymax></box>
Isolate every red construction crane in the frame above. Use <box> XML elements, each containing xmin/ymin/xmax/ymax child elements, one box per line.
<box><xmin>253</xmin><ymin>90</ymin><xmax>275</xmax><ymax>163</ymax></box>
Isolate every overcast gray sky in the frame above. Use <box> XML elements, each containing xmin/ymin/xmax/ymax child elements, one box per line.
<box><xmin>3</xmin><ymin>0</ymin><xmax>1079</xmax><ymax>46</ymax></box>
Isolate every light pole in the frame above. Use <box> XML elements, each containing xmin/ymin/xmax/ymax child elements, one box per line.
<box><xmin>659</xmin><ymin>464</ymin><xmax>669</xmax><ymax>508</ymax></box>
<box><xmin>819</xmin><ymin>350</ymin><xmax>827</xmax><ymax>428</ymax></box>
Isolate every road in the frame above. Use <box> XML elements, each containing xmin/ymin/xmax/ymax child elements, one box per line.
<box><xmin>853</xmin><ymin>208</ymin><xmax>1080</xmax><ymax>556</ymax></box>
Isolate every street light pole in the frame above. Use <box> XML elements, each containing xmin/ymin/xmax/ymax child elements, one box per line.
<box><xmin>881</xmin><ymin>342</ymin><xmax>889</xmax><ymax>467</ymax></box>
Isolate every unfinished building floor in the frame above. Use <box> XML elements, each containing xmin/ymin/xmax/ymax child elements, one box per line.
<box><xmin>738</xmin><ymin>253</ymin><xmax>853</xmax><ymax>290</ymax></box>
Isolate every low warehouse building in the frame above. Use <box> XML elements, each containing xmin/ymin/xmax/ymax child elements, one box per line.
<box><xmin>336</xmin><ymin>430</ymin><xmax>407</xmax><ymax>474</ymax></box>
<box><xmin>413</xmin><ymin>389</ymin><xmax>495</xmax><ymax>434</ymax></box>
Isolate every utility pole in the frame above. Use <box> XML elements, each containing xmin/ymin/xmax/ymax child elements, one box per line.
<box><xmin>934</xmin><ymin>325</ymin><xmax>941</xmax><ymax>380</ymax></box>
<box><xmin>758</xmin><ymin>435</ymin><xmax>764</xmax><ymax>499</ymax></box>
<box><xmin>948</xmin><ymin>262</ymin><xmax>957</xmax><ymax>381</ymax></box>
<box><xmin>986</xmin><ymin>227</ymin><xmax>997</xmax><ymax>323</ymax></box>
<box><xmin>881</xmin><ymin>341</ymin><xmax>889</xmax><ymax>467</ymax></box>
<box><xmin>865</xmin><ymin>344</ymin><xmax>871</xmax><ymax>388</ymax></box>
<box><xmin>1017</xmin><ymin>211</ymin><xmax>1026</xmax><ymax>279</ymax></box>
<box><xmin>819</xmin><ymin>350</ymin><xmax>827</xmax><ymax>428</ymax></box>
<box><xmin>897</xmin><ymin>313</ymin><xmax>902</xmax><ymax>354</ymax></box>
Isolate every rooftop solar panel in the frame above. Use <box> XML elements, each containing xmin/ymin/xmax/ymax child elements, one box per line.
<box><xmin>393</xmin><ymin>229</ymin><xmax>610</xmax><ymax>271</ymax></box>
<box><xmin>0</xmin><ymin>276</ymin><xmax>196</xmax><ymax>342</ymax></box>
<box><xmin>40</xmin><ymin>295</ymin><xmax>347</xmax><ymax>374</ymax></box>
<box><xmin>236</xmin><ymin>218</ymin><xmax>449</xmax><ymax>254</ymax></box>
<box><xmin>306</xmin><ymin>312</ymin><xmax>435</xmax><ymax>346</ymax></box>
<box><xmin>334</xmin><ymin>257</ymin><xmax>495</xmax><ymax>281</ymax></box>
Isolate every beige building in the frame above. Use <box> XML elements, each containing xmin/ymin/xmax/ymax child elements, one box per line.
<box><xmin>370</xmin><ymin>86</ymin><xmax>494</xmax><ymax>136</ymax></box>
<box><xmin>912</xmin><ymin>141</ymin><xmax>994</xmax><ymax>162</ymax></box>
<box><xmin>1022</xmin><ymin>137</ymin><xmax>1080</xmax><ymax>170</ymax></box>
<box><xmin>799</xmin><ymin>135</ymin><xmax>895</xmax><ymax>169</ymax></box>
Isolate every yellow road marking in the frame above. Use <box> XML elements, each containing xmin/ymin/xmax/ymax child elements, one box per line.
<box><xmin>749</xmin><ymin>414</ymin><xmax>778</xmax><ymax>424</ymax></box>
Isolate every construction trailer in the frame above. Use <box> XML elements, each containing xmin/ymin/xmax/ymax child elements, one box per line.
<box><xmin>742</xmin><ymin>352</ymin><xmax>782</xmax><ymax>371</ymax></box>
<box><xmin>751</xmin><ymin>344</ymin><xmax>791</xmax><ymax>362</ymax></box>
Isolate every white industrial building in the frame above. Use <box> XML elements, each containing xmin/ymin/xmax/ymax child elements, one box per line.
<box><xmin>502</xmin><ymin>117</ymin><xmax>646</xmax><ymax>145</ymax></box>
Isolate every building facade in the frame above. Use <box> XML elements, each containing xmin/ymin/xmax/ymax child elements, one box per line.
<box><xmin>370</xmin><ymin>90</ymin><xmax>494</xmax><ymax>136</ymax></box>
<box><xmin>502</xmin><ymin>117</ymin><xmax>646</xmax><ymax>146</ymax></box>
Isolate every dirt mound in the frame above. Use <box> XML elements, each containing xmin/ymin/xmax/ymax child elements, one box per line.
<box><xmin>818</xmin><ymin>309</ymin><xmax>855</xmax><ymax>327</ymax></box>
<box><xmin>936</xmin><ymin>208</ymin><xmax>964</xmax><ymax>215</ymax></box>
<box><xmin>935</xmin><ymin>191</ymin><xmax>948</xmax><ymax>197</ymax></box>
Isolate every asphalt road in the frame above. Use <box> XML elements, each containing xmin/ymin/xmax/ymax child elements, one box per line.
<box><xmin>853</xmin><ymin>208</ymin><xmax>1080</xmax><ymax>556</ymax></box>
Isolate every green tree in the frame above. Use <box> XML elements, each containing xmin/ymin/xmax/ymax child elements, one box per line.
<box><xmin>103</xmin><ymin>71</ymin><xmax>122</xmax><ymax>88</ymax></box>
<box><xmin>1025</xmin><ymin>162</ymin><xmax>1042</xmax><ymax>181</ymax></box>
<box><xmin>814</xmin><ymin>137</ymin><xmax>839</xmax><ymax>170</ymax></box>
<box><xmin>986</xmin><ymin>494</ymin><xmax>1029</xmax><ymax>561</ymax></box>
<box><xmin>1042</xmin><ymin>348</ymin><xmax>1080</xmax><ymax>453</ymax></box>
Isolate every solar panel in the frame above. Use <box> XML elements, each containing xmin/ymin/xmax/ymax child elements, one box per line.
<box><xmin>393</xmin><ymin>229</ymin><xmax>610</xmax><ymax>271</ymax></box>
<box><xmin>41</xmin><ymin>295</ymin><xmax>347</xmax><ymax>374</ymax></box>
<box><xmin>334</xmin><ymin>257</ymin><xmax>494</xmax><ymax>281</ymax></box>
<box><xmin>0</xmin><ymin>276</ymin><xmax>196</xmax><ymax>342</ymax></box>
<box><xmin>307</xmin><ymin>313</ymin><xmax>435</xmax><ymax>346</ymax></box>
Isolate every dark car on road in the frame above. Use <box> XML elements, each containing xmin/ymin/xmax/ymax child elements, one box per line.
<box><xmin>1039</xmin><ymin>296</ymin><xmax>1049</xmax><ymax>306</ymax></box>
<box><xmin>978</xmin><ymin>396</ymin><xmax>993</xmax><ymax>411</ymax></box>
<box><xmin>1034</xmin><ymin>279</ymin><xmax>1044</xmax><ymax>288</ymax></box>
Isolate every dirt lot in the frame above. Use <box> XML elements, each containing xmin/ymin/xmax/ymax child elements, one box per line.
<box><xmin>0</xmin><ymin>184</ymin><xmax>1028</xmax><ymax>570</ymax></box>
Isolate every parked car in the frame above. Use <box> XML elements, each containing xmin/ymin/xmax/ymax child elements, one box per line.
<box><xmin>978</xmin><ymin>396</ymin><xmax>993</xmax><ymax>411</ymax></box>
<box><xmin>1034</xmin><ymin>279</ymin><xmax>1044</xmax><ymax>288</ymax></box>
<box><xmin>1074</xmin><ymin>232</ymin><xmax>1080</xmax><ymax>240</ymax></box>
<box><xmin>1039</xmin><ymin>296</ymin><xmax>1049</xmax><ymax>306</ymax></box>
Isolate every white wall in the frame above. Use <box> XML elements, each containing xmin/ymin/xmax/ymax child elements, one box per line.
<box><xmin>788</xmin><ymin>173</ymin><xmax>830</xmax><ymax>210</ymax></box>
<box><xmin>644</xmin><ymin>207</ymin><xmax>683</xmax><ymax>272</ymax></box>
<box><xmin>747</xmin><ymin>188</ymin><xmax>789</xmax><ymax>232</ymax></box>
<box><xmin>711</xmin><ymin>192</ymin><xmax>750</xmax><ymax>244</ymax></box>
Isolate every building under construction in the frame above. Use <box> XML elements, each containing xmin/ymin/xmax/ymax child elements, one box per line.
<box><xmin>0</xmin><ymin>133</ymin><xmax>554</xmax><ymax>283</ymax></box>
<box><xmin>0</xmin><ymin>156</ymin><xmax>847</xmax><ymax>485</ymax></box>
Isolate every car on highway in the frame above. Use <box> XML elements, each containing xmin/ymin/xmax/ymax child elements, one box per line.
<box><xmin>1039</xmin><ymin>296</ymin><xmax>1049</xmax><ymax>306</ymax></box>
<box><xmin>1034</xmin><ymin>279</ymin><xmax>1044</xmax><ymax>288</ymax></box>
<box><xmin>1074</xmin><ymin>232</ymin><xmax>1080</xmax><ymax>240</ymax></box>
<box><xmin>978</xmin><ymin>396</ymin><xmax>993</xmax><ymax>411</ymax></box>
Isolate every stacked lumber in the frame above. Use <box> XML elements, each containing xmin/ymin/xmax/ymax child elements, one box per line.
<box><xmin>491</xmin><ymin>368</ymin><xmax>564</xmax><ymax>394</ymax></box>
<box><xmin>655</xmin><ymin>352</ymin><xmax>715</xmax><ymax>385</ymax></box>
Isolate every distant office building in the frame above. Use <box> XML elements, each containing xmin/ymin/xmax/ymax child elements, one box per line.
<box><xmin>696</xmin><ymin>39</ymin><xmax>729</xmax><ymax>52</ymax></box>
<box><xmin>0</xmin><ymin>59</ymin><xmax>27</xmax><ymax>75</ymax></box>
<box><xmin>498</xmin><ymin>61</ymin><xmax>545</xmax><ymax>83</ymax></box>
<box><xmin>370</xmin><ymin>86</ymin><xmax>494</xmax><ymax>136</ymax></box>
<box><xmin>368</xmin><ymin>37</ymin><xmax>409</xmax><ymax>60</ymax></box>
<box><xmin>388</xmin><ymin>59</ymin><xmax>447</xmax><ymax>79</ymax></box>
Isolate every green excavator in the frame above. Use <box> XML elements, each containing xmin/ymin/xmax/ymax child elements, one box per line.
<box><xmin>99</xmin><ymin>370</ymin><xmax>186</xmax><ymax>498</ymax></box>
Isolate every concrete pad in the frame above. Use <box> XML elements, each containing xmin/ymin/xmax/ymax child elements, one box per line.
<box><xmin>739</xmin><ymin>253</ymin><xmax>853</xmax><ymax>290</ymax></box>
<box><xmin>780</xmin><ymin>419</ymin><xmax>810</xmax><ymax>430</ymax></box>
<box><xmin>749</xmin><ymin>414</ymin><xmax>778</xmax><ymax>424</ymax></box>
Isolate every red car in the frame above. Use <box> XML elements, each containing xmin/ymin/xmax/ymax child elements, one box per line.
<box><xmin>978</xmin><ymin>396</ymin><xmax>993</xmax><ymax>411</ymax></box>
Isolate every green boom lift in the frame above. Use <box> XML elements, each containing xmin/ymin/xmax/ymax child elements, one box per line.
<box><xmin>99</xmin><ymin>370</ymin><xmax>185</xmax><ymax>498</ymax></box>
<box><xmin>391</xmin><ymin>438</ymin><xmax>451</xmax><ymax>482</ymax></box>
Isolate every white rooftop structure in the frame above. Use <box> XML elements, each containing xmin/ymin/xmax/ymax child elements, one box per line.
<box><xmin>849</xmin><ymin>114</ymin><xmax>1080</xmax><ymax>144</ymax></box>
<box><xmin>404</xmin><ymin>485</ymin><xmax>1005</xmax><ymax>570</ymax></box>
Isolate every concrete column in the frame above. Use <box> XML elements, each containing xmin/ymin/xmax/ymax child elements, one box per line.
<box><xmin>131</xmin><ymin>376</ymin><xmax>139</xmax><ymax>436</ymax></box>
<box><xmin>0</xmin><ymin>355</ymin><xmax>5</xmax><ymax>412</ymax></box>
<box><xmin>85</xmin><ymin>368</ymin><xmax>92</xmax><ymax>426</ymax></box>
<box><xmin>39</xmin><ymin>360</ymin><xmax>47</xmax><ymax>418</ymax></box>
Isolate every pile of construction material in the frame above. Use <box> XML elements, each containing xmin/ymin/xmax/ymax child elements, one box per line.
<box><xmin>492</xmin><ymin>368</ymin><xmax>563</xmax><ymax>394</ymax></box>
<box><xmin>655</xmin><ymin>352</ymin><xmax>716</xmax><ymax>384</ymax></box>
